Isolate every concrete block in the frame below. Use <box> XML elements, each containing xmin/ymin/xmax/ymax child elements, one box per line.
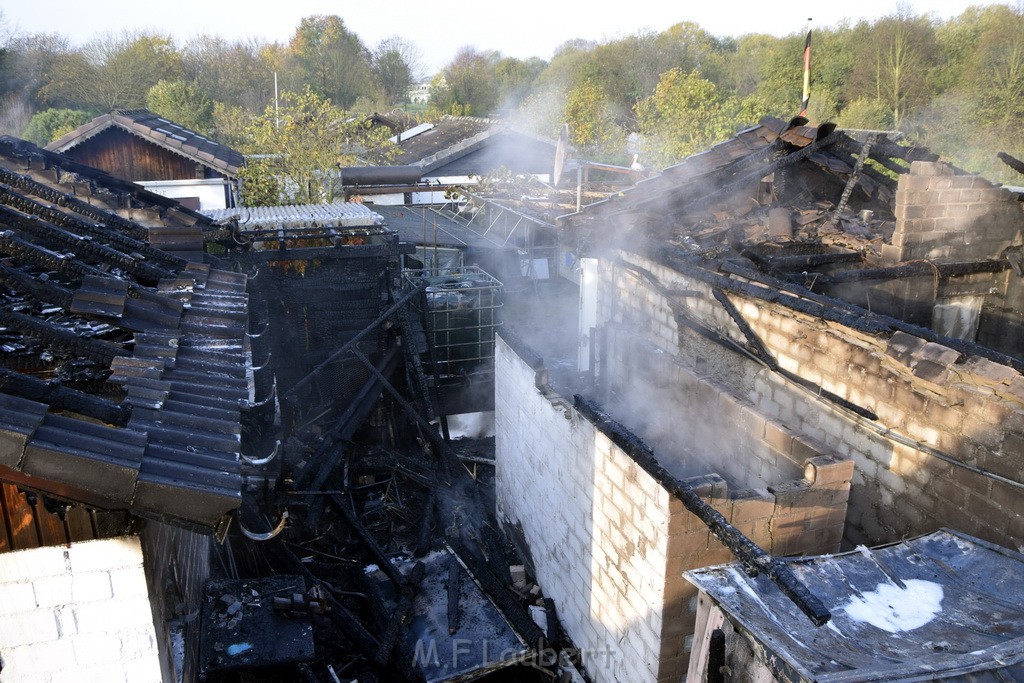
<box><xmin>804</xmin><ymin>455</ymin><xmax>854</xmax><ymax>485</ymax></box>
<box><xmin>67</xmin><ymin>537</ymin><xmax>143</xmax><ymax>573</ymax></box>
<box><xmin>109</xmin><ymin>567</ymin><xmax>150</xmax><ymax>599</ymax></box>
<box><xmin>910</xmin><ymin>161</ymin><xmax>953</xmax><ymax>176</ymax></box>
<box><xmin>71</xmin><ymin>571</ymin><xmax>112</xmax><ymax>603</ymax></box>
<box><xmin>72</xmin><ymin>597</ymin><xmax>154</xmax><ymax>634</ymax></box>
<box><xmin>0</xmin><ymin>581</ymin><xmax>37</xmax><ymax>615</ymax></box>
<box><xmin>0</xmin><ymin>608</ymin><xmax>60</xmax><ymax>647</ymax></box>
<box><xmin>0</xmin><ymin>546</ymin><xmax>69</xmax><ymax>583</ymax></box>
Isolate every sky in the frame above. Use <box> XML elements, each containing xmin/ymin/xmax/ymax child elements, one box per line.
<box><xmin>1</xmin><ymin>0</ymin><xmax>1014</xmax><ymax>76</ymax></box>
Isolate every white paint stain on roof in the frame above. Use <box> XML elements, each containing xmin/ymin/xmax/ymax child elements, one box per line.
<box><xmin>842</xmin><ymin>579</ymin><xmax>944</xmax><ymax>633</ymax></box>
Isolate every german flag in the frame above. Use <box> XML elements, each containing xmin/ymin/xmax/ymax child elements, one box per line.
<box><xmin>800</xmin><ymin>29</ymin><xmax>812</xmax><ymax>117</ymax></box>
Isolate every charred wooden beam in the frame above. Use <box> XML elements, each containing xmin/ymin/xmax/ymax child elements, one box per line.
<box><xmin>574</xmin><ymin>396</ymin><xmax>832</xmax><ymax>626</ymax></box>
<box><xmin>655</xmin><ymin>244</ymin><xmax>1024</xmax><ymax>374</ymax></box>
<box><xmin>831</xmin><ymin>134</ymin><xmax>879</xmax><ymax>221</ymax></box>
<box><xmin>413</xmin><ymin>491</ymin><xmax>436</xmax><ymax>558</ymax></box>
<box><xmin>0</xmin><ymin>367</ymin><xmax>130</xmax><ymax>426</ymax></box>
<box><xmin>998</xmin><ymin>152</ymin><xmax>1024</xmax><ymax>177</ymax></box>
<box><xmin>266</xmin><ymin>540</ymin><xmax>381</xmax><ymax>655</ymax></box>
<box><xmin>446</xmin><ymin>538</ymin><xmax>547</xmax><ymax>644</ymax></box>
<box><xmin>283</xmin><ymin>283</ymin><xmax>427</xmax><ymax>402</ymax></box>
<box><xmin>760</xmin><ymin>251</ymin><xmax>863</xmax><ymax>270</ymax></box>
<box><xmin>0</xmin><ymin>308</ymin><xmax>128</xmax><ymax>365</ymax></box>
<box><xmin>712</xmin><ymin>288</ymin><xmax>779</xmax><ymax>371</ymax></box>
<box><xmin>374</xmin><ymin>561</ymin><xmax>425</xmax><ymax>666</ymax></box>
<box><xmin>708</xmin><ymin>629</ymin><xmax>726</xmax><ymax>683</ymax></box>
<box><xmin>446</xmin><ymin>558</ymin><xmax>460</xmax><ymax>635</ymax></box>
<box><xmin>811</xmin><ymin>259</ymin><xmax>1009</xmax><ymax>284</ymax></box>
<box><xmin>329</xmin><ymin>493</ymin><xmax>405</xmax><ymax>589</ymax></box>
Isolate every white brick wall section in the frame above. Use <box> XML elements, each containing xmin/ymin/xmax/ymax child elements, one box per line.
<box><xmin>0</xmin><ymin>536</ymin><xmax>160</xmax><ymax>683</ymax></box>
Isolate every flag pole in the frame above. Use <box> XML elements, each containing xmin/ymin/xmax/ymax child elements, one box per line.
<box><xmin>800</xmin><ymin>19</ymin><xmax>812</xmax><ymax>117</ymax></box>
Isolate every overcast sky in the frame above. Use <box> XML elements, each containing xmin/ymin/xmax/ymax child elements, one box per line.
<box><xmin>2</xmin><ymin>0</ymin><xmax>1013</xmax><ymax>76</ymax></box>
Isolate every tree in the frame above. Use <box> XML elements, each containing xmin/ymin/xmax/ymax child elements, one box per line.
<box><xmin>42</xmin><ymin>31</ymin><xmax>183</xmax><ymax>111</ymax></box>
<box><xmin>286</xmin><ymin>15</ymin><xmax>374</xmax><ymax>109</ymax></box>
<box><xmin>21</xmin><ymin>108</ymin><xmax>92</xmax><ymax>145</ymax></box>
<box><xmin>146</xmin><ymin>80</ymin><xmax>213</xmax><ymax>133</ymax></box>
<box><xmin>636</xmin><ymin>68</ymin><xmax>739</xmax><ymax>168</ymax></box>
<box><xmin>182</xmin><ymin>35</ymin><xmax>278</xmax><ymax>112</ymax></box>
<box><xmin>371</xmin><ymin>36</ymin><xmax>421</xmax><ymax>105</ymax></box>
<box><xmin>430</xmin><ymin>47</ymin><xmax>500</xmax><ymax>116</ymax></box>
<box><xmin>837</xmin><ymin>96</ymin><xmax>894</xmax><ymax>129</ymax></box>
<box><xmin>848</xmin><ymin>7</ymin><xmax>939</xmax><ymax>127</ymax></box>
<box><xmin>235</xmin><ymin>88</ymin><xmax>394</xmax><ymax>206</ymax></box>
<box><xmin>562</xmin><ymin>79</ymin><xmax>625</xmax><ymax>161</ymax></box>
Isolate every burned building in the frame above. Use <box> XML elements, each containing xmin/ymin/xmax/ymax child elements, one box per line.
<box><xmin>493</xmin><ymin>117</ymin><xmax>1024</xmax><ymax>681</ymax></box>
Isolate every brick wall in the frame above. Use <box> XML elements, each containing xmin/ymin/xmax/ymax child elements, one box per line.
<box><xmin>141</xmin><ymin>520</ymin><xmax>212</xmax><ymax>683</ymax></box>
<box><xmin>604</xmin><ymin>251</ymin><xmax>1024</xmax><ymax>551</ymax></box>
<box><xmin>495</xmin><ymin>334</ymin><xmax>850</xmax><ymax>683</ymax></box>
<box><xmin>889</xmin><ymin>160</ymin><xmax>1023</xmax><ymax>262</ymax></box>
<box><xmin>0</xmin><ymin>536</ymin><xmax>162</xmax><ymax>683</ymax></box>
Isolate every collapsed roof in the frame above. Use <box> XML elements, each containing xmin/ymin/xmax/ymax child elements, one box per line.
<box><xmin>0</xmin><ymin>136</ymin><xmax>250</xmax><ymax>532</ymax></box>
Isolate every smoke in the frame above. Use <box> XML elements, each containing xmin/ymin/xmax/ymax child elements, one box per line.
<box><xmin>446</xmin><ymin>411</ymin><xmax>495</xmax><ymax>440</ymax></box>
<box><xmin>0</xmin><ymin>94</ymin><xmax>31</xmax><ymax>138</ymax></box>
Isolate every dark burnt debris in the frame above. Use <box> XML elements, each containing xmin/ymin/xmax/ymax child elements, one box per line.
<box><xmin>3</xmin><ymin>109</ymin><xmax>1022</xmax><ymax>682</ymax></box>
<box><xmin>0</xmin><ymin>135</ymin><xmax>563</xmax><ymax>683</ymax></box>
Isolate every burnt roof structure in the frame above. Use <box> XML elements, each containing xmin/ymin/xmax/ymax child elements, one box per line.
<box><xmin>686</xmin><ymin>529</ymin><xmax>1024</xmax><ymax>681</ymax></box>
<box><xmin>46</xmin><ymin>109</ymin><xmax>244</xmax><ymax>179</ymax></box>
<box><xmin>0</xmin><ymin>135</ymin><xmax>249</xmax><ymax>534</ymax></box>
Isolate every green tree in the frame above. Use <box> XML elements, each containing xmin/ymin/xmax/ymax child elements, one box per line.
<box><xmin>563</xmin><ymin>79</ymin><xmax>625</xmax><ymax>161</ymax></box>
<box><xmin>837</xmin><ymin>96</ymin><xmax>894</xmax><ymax>129</ymax></box>
<box><xmin>235</xmin><ymin>88</ymin><xmax>394</xmax><ymax>206</ymax></box>
<box><xmin>286</xmin><ymin>15</ymin><xmax>374</xmax><ymax>108</ymax></box>
<box><xmin>21</xmin><ymin>108</ymin><xmax>92</xmax><ymax>145</ymax></box>
<box><xmin>182</xmin><ymin>35</ymin><xmax>278</xmax><ymax>112</ymax></box>
<box><xmin>430</xmin><ymin>47</ymin><xmax>501</xmax><ymax>116</ymax></box>
<box><xmin>848</xmin><ymin>7</ymin><xmax>939</xmax><ymax>127</ymax></box>
<box><xmin>636</xmin><ymin>68</ymin><xmax>738</xmax><ymax>168</ymax></box>
<box><xmin>371</xmin><ymin>36</ymin><xmax>421</xmax><ymax>106</ymax></box>
<box><xmin>42</xmin><ymin>31</ymin><xmax>183</xmax><ymax>111</ymax></box>
<box><xmin>146</xmin><ymin>79</ymin><xmax>213</xmax><ymax>133</ymax></box>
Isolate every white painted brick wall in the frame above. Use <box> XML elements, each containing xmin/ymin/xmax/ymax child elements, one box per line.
<box><xmin>496</xmin><ymin>336</ymin><xmax>673</xmax><ymax>683</ymax></box>
<box><xmin>0</xmin><ymin>536</ymin><xmax>162</xmax><ymax>683</ymax></box>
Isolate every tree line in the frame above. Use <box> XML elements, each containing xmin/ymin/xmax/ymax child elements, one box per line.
<box><xmin>1</xmin><ymin>6</ymin><xmax>1022</xmax><ymax>184</ymax></box>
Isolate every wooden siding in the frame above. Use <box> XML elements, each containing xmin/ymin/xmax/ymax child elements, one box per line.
<box><xmin>0</xmin><ymin>482</ymin><xmax>129</xmax><ymax>552</ymax></box>
<box><xmin>62</xmin><ymin>127</ymin><xmax>219</xmax><ymax>183</ymax></box>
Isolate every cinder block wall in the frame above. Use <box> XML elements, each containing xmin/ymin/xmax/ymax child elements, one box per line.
<box><xmin>891</xmin><ymin>160</ymin><xmax>1023</xmax><ymax>262</ymax></box>
<box><xmin>0</xmin><ymin>536</ymin><xmax>162</xmax><ymax>683</ymax></box>
<box><xmin>495</xmin><ymin>334</ymin><xmax>850</xmax><ymax>683</ymax></box>
<box><xmin>604</xmin><ymin>252</ymin><xmax>1024</xmax><ymax>551</ymax></box>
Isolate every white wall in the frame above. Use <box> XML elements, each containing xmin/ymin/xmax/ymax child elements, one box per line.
<box><xmin>0</xmin><ymin>536</ymin><xmax>163</xmax><ymax>683</ymax></box>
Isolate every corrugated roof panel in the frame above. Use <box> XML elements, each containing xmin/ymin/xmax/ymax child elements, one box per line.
<box><xmin>203</xmin><ymin>202</ymin><xmax>384</xmax><ymax>230</ymax></box>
